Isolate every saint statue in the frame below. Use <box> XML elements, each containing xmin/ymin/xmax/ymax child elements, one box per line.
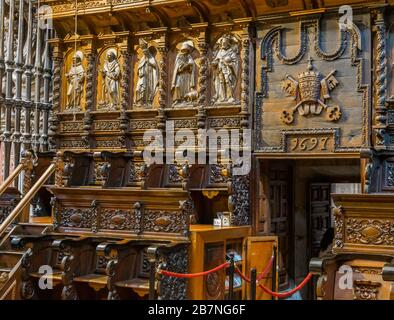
<box><xmin>66</xmin><ymin>51</ymin><xmax>85</xmax><ymax>110</ymax></box>
<box><xmin>212</xmin><ymin>34</ymin><xmax>239</xmax><ymax>104</ymax></box>
<box><xmin>101</xmin><ymin>49</ymin><xmax>121</xmax><ymax>109</ymax></box>
<box><xmin>135</xmin><ymin>39</ymin><xmax>159</xmax><ymax>107</ymax></box>
<box><xmin>171</xmin><ymin>41</ymin><xmax>198</xmax><ymax>106</ymax></box>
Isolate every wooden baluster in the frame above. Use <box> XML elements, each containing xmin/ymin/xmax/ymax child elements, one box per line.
<box><xmin>13</xmin><ymin>0</ymin><xmax>26</xmax><ymax>171</ymax></box>
<box><xmin>3</xmin><ymin>0</ymin><xmax>15</xmax><ymax>178</ymax></box>
<box><xmin>23</xmin><ymin>0</ymin><xmax>34</xmax><ymax>151</ymax></box>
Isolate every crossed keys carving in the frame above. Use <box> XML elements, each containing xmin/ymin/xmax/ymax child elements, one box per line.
<box><xmin>280</xmin><ymin>57</ymin><xmax>342</xmax><ymax>125</ymax></box>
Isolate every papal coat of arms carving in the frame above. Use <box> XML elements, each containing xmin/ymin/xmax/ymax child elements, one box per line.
<box><xmin>280</xmin><ymin>57</ymin><xmax>342</xmax><ymax>125</ymax></box>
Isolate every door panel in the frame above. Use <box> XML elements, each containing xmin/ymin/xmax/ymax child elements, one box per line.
<box><xmin>268</xmin><ymin>165</ymin><xmax>292</xmax><ymax>289</ymax></box>
<box><xmin>309</xmin><ymin>183</ymin><xmax>331</xmax><ymax>258</ymax></box>
<box><xmin>243</xmin><ymin>236</ymin><xmax>278</xmax><ymax>300</ymax></box>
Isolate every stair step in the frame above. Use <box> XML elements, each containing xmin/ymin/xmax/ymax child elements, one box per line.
<box><xmin>115</xmin><ymin>278</ymin><xmax>153</xmax><ymax>290</ymax></box>
<box><xmin>0</xmin><ymin>251</ymin><xmax>24</xmax><ymax>268</ymax></box>
<box><xmin>15</xmin><ymin>223</ymin><xmax>49</xmax><ymax>235</ymax></box>
<box><xmin>0</xmin><ymin>268</ymin><xmax>12</xmax><ymax>273</ymax></box>
<box><xmin>30</xmin><ymin>271</ymin><xmax>62</xmax><ymax>282</ymax></box>
<box><xmin>74</xmin><ymin>274</ymin><xmax>108</xmax><ymax>286</ymax></box>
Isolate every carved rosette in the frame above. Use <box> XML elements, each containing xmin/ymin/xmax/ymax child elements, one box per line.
<box><xmin>373</xmin><ymin>11</ymin><xmax>388</xmax><ymax>147</ymax></box>
<box><xmin>157</xmin><ymin>245</ymin><xmax>188</xmax><ymax>300</ymax></box>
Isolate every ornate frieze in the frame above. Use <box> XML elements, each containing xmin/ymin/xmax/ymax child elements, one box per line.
<box><xmin>129</xmin><ymin>120</ymin><xmax>157</xmax><ymax>130</ymax></box>
<box><xmin>61</xmin><ymin>121</ymin><xmax>84</xmax><ymax>133</ymax></box>
<box><xmin>93</xmin><ymin>121</ymin><xmax>120</xmax><ymax>131</ymax></box>
<box><xmin>208</xmin><ymin>117</ymin><xmax>241</xmax><ymax>128</ymax></box>
<box><xmin>346</xmin><ymin>219</ymin><xmax>394</xmax><ymax>246</ymax></box>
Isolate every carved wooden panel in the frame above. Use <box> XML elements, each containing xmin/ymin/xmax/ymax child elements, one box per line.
<box><xmin>256</xmin><ymin>15</ymin><xmax>371</xmax><ymax>155</ymax></box>
<box><xmin>204</xmin><ymin>242</ymin><xmax>225</xmax><ymax>300</ymax></box>
<box><xmin>332</xmin><ymin>194</ymin><xmax>394</xmax><ymax>255</ymax></box>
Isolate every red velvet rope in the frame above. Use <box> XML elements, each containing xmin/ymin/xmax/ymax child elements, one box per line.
<box><xmin>158</xmin><ymin>262</ymin><xmax>229</xmax><ymax>278</ymax></box>
<box><xmin>234</xmin><ymin>256</ymin><xmax>274</xmax><ymax>283</ymax></box>
<box><xmin>258</xmin><ymin>273</ymin><xmax>313</xmax><ymax>298</ymax></box>
<box><xmin>257</xmin><ymin>256</ymin><xmax>274</xmax><ymax>281</ymax></box>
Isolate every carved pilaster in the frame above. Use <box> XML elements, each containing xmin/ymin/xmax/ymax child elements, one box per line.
<box><xmin>51</xmin><ymin>196</ymin><xmax>60</xmax><ymax>231</ymax></box>
<box><xmin>120</xmin><ymin>48</ymin><xmax>130</xmax><ymax>112</ymax></box>
<box><xmin>240</xmin><ymin>30</ymin><xmax>250</xmax><ymax>128</ymax></box>
<box><xmin>197</xmin><ymin>33</ymin><xmax>208</xmax><ymax>129</ymax></box>
<box><xmin>157</xmin><ymin>38</ymin><xmax>168</xmax><ymax>130</ymax></box>
<box><xmin>20</xmin><ymin>249</ymin><xmax>36</xmax><ymax>300</ymax></box>
<box><xmin>48</xmin><ymin>51</ymin><xmax>62</xmax><ymax>151</ymax></box>
<box><xmin>157</xmin><ymin>244</ymin><xmax>188</xmax><ymax>300</ymax></box>
<box><xmin>373</xmin><ymin>11</ymin><xmax>388</xmax><ymax>148</ymax></box>
<box><xmin>85</xmin><ymin>52</ymin><xmax>96</xmax><ymax>111</ymax></box>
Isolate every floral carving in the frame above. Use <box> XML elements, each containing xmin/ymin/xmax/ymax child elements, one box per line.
<box><xmin>346</xmin><ymin>219</ymin><xmax>394</xmax><ymax>245</ymax></box>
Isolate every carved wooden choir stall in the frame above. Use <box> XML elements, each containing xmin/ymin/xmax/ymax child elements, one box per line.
<box><xmin>1</xmin><ymin>0</ymin><xmax>394</xmax><ymax>300</ymax></box>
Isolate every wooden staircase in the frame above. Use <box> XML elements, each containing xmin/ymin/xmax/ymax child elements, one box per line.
<box><xmin>0</xmin><ymin>223</ymin><xmax>49</xmax><ymax>299</ymax></box>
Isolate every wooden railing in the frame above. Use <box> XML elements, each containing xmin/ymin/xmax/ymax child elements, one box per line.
<box><xmin>0</xmin><ymin>150</ymin><xmax>55</xmax><ymax>238</ymax></box>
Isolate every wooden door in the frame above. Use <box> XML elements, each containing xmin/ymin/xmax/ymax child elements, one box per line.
<box><xmin>309</xmin><ymin>183</ymin><xmax>331</xmax><ymax>258</ymax></box>
<box><xmin>268</xmin><ymin>164</ymin><xmax>292</xmax><ymax>289</ymax></box>
<box><xmin>243</xmin><ymin>236</ymin><xmax>278</xmax><ymax>300</ymax></box>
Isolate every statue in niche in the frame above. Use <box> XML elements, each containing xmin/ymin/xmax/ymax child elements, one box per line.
<box><xmin>171</xmin><ymin>41</ymin><xmax>198</xmax><ymax>107</ymax></box>
<box><xmin>135</xmin><ymin>39</ymin><xmax>159</xmax><ymax>107</ymax></box>
<box><xmin>212</xmin><ymin>34</ymin><xmax>239</xmax><ymax>104</ymax></box>
<box><xmin>100</xmin><ymin>48</ymin><xmax>121</xmax><ymax>109</ymax></box>
<box><xmin>66</xmin><ymin>51</ymin><xmax>85</xmax><ymax>110</ymax></box>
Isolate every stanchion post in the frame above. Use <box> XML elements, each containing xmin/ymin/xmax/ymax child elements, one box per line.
<box><xmin>250</xmin><ymin>268</ymin><xmax>257</xmax><ymax>300</ymax></box>
<box><xmin>272</xmin><ymin>245</ymin><xmax>277</xmax><ymax>300</ymax></box>
<box><xmin>149</xmin><ymin>258</ymin><xmax>156</xmax><ymax>300</ymax></box>
<box><xmin>228</xmin><ymin>253</ymin><xmax>235</xmax><ymax>300</ymax></box>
